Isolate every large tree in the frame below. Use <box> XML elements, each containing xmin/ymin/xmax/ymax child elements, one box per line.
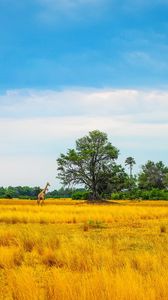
<box><xmin>138</xmin><ymin>160</ymin><xmax>168</xmax><ymax>190</ymax></box>
<box><xmin>57</xmin><ymin>130</ymin><xmax>120</xmax><ymax>200</ymax></box>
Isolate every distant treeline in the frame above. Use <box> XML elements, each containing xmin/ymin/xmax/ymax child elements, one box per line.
<box><xmin>1</xmin><ymin>185</ymin><xmax>168</xmax><ymax>200</ymax></box>
<box><xmin>1</xmin><ymin>159</ymin><xmax>168</xmax><ymax>200</ymax></box>
<box><xmin>0</xmin><ymin>186</ymin><xmax>85</xmax><ymax>199</ymax></box>
<box><xmin>111</xmin><ymin>189</ymin><xmax>168</xmax><ymax>201</ymax></box>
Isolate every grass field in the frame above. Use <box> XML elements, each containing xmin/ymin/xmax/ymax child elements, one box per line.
<box><xmin>0</xmin><ymin>199</ymin><xmax>168</xmax><ymax>300</ymax></box>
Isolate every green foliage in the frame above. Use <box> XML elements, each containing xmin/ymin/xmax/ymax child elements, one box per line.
<box><xmin>125</xmin><ymin>156</ymin><xmax>136</xmax><ymax>178</ymax></box>
<box><xmin>47</xmin><ymin>187</ymin><xmax>74</xmax><ymax>198</ymax></box>
<box><xmin>138</xmin><ymin>161</ymin><xmax>168</xmax><ymax>190</ymax></box>
<box><xmin>0</xmin><ymin>186</ymin><xmax>91</xmax><ymax>200</ymax></box>
<box><xmin>96</xmin><ymin>164</ymin><xmax>129</xmax><ymax>198</ymax></box>
<box><xmin>0</xmin><ymin>187</ymin><xmax>6</xmax><ymax>198</ymax></box>
<box><xmin>72</xmin><ymin>191</ymin><xmax>91</xmax><ymax>200</ymax></box>
<box><xmin>57</xmin><ymin>130</ymin><xmax>120</xmax><ymax>200</ymax></box>
<box><xmin>0</xmin><ymin>186</ymin><xmax>41</xmax><ymax>199</ymax></box>
<box><xmin>111</xmin><ymin>189</ymin><xmax>168</xmax><ymax>200</ymax></box>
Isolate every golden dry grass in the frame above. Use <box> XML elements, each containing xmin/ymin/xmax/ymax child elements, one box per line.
<box><xmin>0</xmin><ymin>198</ymin><xmax>168</xmax><ymax>299</ymax></box>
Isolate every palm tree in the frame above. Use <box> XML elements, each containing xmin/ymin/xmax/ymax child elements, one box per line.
<box><xmin>125</xmin><ymin>157</ymin><xmax>136</xmax><ymax>178</ymax></box>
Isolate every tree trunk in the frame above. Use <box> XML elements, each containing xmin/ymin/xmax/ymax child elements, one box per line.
<box><xmin>91</xmin><ymin>185</ymin><xmax>101</xmax><ymax>201</ymax></box>
<box><xmin>130</xmin><ymin>166</ymin><xmax>132</xmax><ymax>178</ymax></box>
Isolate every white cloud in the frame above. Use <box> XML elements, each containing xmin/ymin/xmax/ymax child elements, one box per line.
<box><xmin>1</xmin><ymin>88</ymin><xmax>168</xmax><ymax>120</ymax></box>
<box><xmin>1</xmin><ymin>115</ymin><xmax>168</xmax><ymax>150</ymax></box>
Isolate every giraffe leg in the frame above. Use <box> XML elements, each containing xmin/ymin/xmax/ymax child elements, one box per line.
<box><xmin>37</xmin><ymin>197</ymin><xmax>43</xmax><ymax>206</ymax></box>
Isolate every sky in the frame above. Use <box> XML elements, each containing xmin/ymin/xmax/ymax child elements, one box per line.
<box><xmin>0</xmin><ymin>0</ymin><xmax>168</xmax><ymax>189</ymax></box>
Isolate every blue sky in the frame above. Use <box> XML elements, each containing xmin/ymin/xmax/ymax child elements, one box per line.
<box><xmin>1</xmin><ymin>0</ymin><xmax>168</xmax><ymax>89</ymax></box>
<box><xmin>0</xmin><ymin>0</ymin><xmax>168</xmax><ymax>188</ymax></box>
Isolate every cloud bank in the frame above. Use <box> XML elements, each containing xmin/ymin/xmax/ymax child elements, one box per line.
<box><xmin>1</xmin><ymin>88</ymin><xmax>168</xmax><ymax>187</ymax></box>
<box><xmin>1</xmin><ymin>88</ymin><xmax>168</xmax><ymax>120</ymax></box>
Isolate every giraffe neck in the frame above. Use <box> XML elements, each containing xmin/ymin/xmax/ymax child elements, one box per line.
<box><xmin>43</xmin><ymin>184</ymin><xmax>49</xmax><ymax>194</ymax></box>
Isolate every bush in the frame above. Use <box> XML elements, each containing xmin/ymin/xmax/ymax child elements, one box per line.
<box><xmin>72</xmin><ymin>191</ymin><xmax>90</xmax><ymax>200</ymax></box>
<box><xmin>111</xmin><ymin>192</ymin><xmax>123</xmax><ymax>200</ymax></box>
<box><xmin>5</xmin><ymin>194</ymin><xmax>13</xmax><ymax>199</ymax></box>
<box><xmin>111</xmin><ymin>189</ymin><xmax>168</xmax><ymax>200</ymax></box>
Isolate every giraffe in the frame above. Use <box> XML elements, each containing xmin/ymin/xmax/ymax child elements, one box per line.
<box><xmin>37</xmin><ymin>182</ymin><xmax>50</xmax><ymax>206</ymax></box>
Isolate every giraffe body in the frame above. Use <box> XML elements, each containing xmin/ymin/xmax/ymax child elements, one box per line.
<box><xmin>37</xmin><ymin>182</ymin><xmax>50</xmax><ymax>206</ymax></box>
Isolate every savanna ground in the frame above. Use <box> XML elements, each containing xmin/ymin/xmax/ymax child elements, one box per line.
<box><xmin>0</xmin><ymin>199</ymin><xmax>168</xmax><ymax>300</ymax></box>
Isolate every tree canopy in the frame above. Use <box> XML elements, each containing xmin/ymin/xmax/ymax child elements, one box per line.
<box><xmin>57</xmin><ymin>130</ymin><xmax>121</xmax><ymax>200</ymax></box>
<box><xmin>138</xmin><ymin>160</ymin><xmax>168</xmax><ymax>190</ymax></box>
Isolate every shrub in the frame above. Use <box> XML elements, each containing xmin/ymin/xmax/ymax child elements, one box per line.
<box><xmin>72</xmin><ymin>191</ymin><xmax>90</xmax><ymax>200</ymax></box>
<box><xmin>111</xmin><ymin>189</ymin><xmax>168</xmax><ymax>200</ymax></box>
